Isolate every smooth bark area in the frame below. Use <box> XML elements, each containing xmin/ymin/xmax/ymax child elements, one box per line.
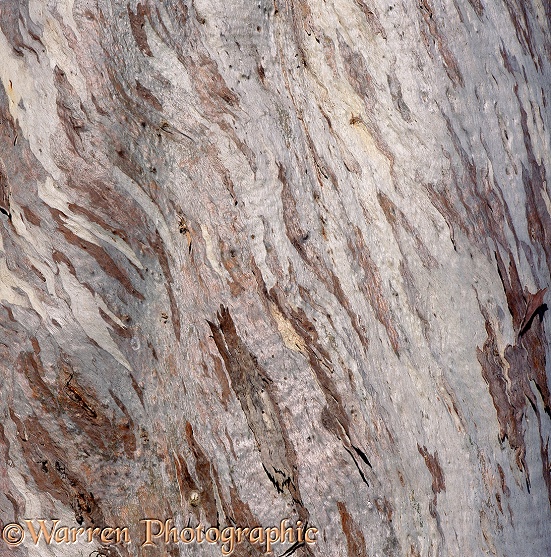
<box><xmin>0</xmin><ymin>0</ymin><xmax>550</xmax><ymax>556</ymax></box>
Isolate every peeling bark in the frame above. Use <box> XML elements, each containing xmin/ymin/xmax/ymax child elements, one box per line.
<box><xmin>0</xmin><ymin>0</ymin><xmax>550</xmax><ymax>556</ymax></box>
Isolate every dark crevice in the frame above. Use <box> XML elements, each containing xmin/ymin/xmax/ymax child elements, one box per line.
<box><xmin>352</xmin><ymin>445</ymin><xmax>373</xmax><ymax>469</ymax></box>
<box><xmin>345</xmin><ymin>447</ymin><xmax>370</xmax><ymax>487</ymax></box>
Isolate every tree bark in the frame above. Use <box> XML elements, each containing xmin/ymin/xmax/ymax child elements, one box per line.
<box><xmin>0</xmin><ymin>0</ymin><xmax>550</xmax><ymax>556</ymax></box>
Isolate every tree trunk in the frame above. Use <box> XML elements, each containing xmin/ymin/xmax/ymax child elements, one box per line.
<box><xmin>0</xmin><ymin>0</ymin><xmax>550</xmax><ymax>556</ymax></box>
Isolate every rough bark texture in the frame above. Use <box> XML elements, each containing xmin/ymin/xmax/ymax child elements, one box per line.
<box><xmin>0</xmin><ymin>0</ymin><xmax>550</xmax><ymax>556</ymax></box>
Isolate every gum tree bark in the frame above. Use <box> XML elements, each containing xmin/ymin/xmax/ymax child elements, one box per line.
<box><xmin>0</xmin><ymin>0</ymin><xmax>550</xmax><ymax>556</ymax></box>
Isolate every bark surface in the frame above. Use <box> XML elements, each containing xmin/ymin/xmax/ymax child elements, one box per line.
<box><xmin>0</xmin><ymin>0</ymin><xmax>550</xmax><ymax>556</ymax></box>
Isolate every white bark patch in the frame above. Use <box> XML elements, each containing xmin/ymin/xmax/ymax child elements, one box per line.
<box><xmin>58</xmin><ymin>264</ymin><xmax>132</xmax><ymax>371</ymax></box>
<box><xmin>0</xmin><ymin>30</ymin><xmax>61</xmax><ymax>180</ymax></box>
<box><xmin>201</xmin><ymin>224</ymin><xmax>230</xmax><ymax>281</ymax></box>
